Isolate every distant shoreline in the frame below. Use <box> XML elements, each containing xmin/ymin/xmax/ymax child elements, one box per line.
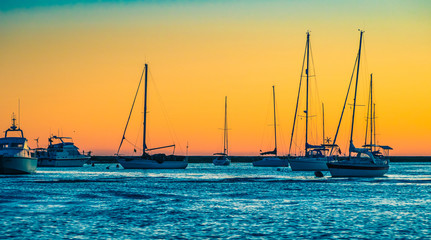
<box><xmin>89</xmin><ymin>156</ymin><xmax>431</xmax><ymax>164</ymax></box>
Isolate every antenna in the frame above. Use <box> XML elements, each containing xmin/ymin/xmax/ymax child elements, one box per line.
<box><xmin>18</xmin><ymin>99</ymin><xmax>20</xmax><ymax>128</ymax></box>
<box><xmin>11</xmin><ymin>112</ymin><xmax>17</xmax><ymax>129</ymax></box>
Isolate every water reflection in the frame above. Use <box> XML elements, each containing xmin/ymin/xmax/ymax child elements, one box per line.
<box><xmin>0</xmin><ymin>163</ymin><xmax>430</xmax><ymax>239</ymax></box>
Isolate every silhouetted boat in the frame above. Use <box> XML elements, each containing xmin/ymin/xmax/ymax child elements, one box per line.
<box><xmin>327</xmin><ymin>31</ymin><xmax>391</xmax><ymax>177</ymax></box>
<box><xmin>117</xmin><ymin>64</ymin><xmax>188</xmax><ymax>169</ymax></box>
<box><xmin>288</xmin><ymin>32</ymin><xmax>329</xmax><ymax>171</ymax></box>
<box><xmin>213</xmin><ymin>96</ymin><xmax>231</xmax><ymax>166</ymax></box>
<box><xmin>253</xmin><ymin>86</ymin><xmax>288</xmax><ymax>167</ymax></box>
<box><xmin>0</xmin><ymin>114</ymin><xmax>37</xmax><ymax>174</ymax></box>
<box><xmin>37</xmin><ymin>136</ymin><xmax>90</xmax><ymax>167</ymax></box>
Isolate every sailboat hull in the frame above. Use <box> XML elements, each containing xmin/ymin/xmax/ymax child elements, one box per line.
<box><xmin>0</xmin><ymin>156</ymin><xmax>37</xmax><ymax>174</ymax></box>
<box><xmin>118</xmin><ymin>156</ymin><xmax>188</xmax><ymax>169</ymax></box>
<box><xmin>327</xmin><ymin>162</ymin><xmax>389</xmax><ymax>177</ymax></box>
<box><xmin>213</xmin><ymin>158</ymin><xmax>231</xmax><ymax>166</ymax></box>
<box><xmin>288</xmin><ymin>157</ymin><xmax>328</xmax><ymax>171</ymax></box>
<box><xmin>253</xmin><ymin>157</ymin><xmax>289</xmax><ymax>167</ymax></box>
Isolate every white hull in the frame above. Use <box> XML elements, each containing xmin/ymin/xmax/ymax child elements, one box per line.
<box><xmin>0</xmin><ymin>156</ymin><xmax>37</xmax><ymax>174</ymax></box>
<box><xmin>288</xmin><ymin>157</ymin><xmax>328</xmax><ymax>171</ymax></box>
<box><xmin>213</xmin><ymin>158</ymin><xmax>231</xmax><ymax>166</ymax></box>
<box><xmin>327</xmin><ymin>162</ymin><xmax>389</xmax><ymax>177</ymax></box>
<box><xmin>118</xmin><ymin>157</ymin><xmax>188</xmax><ymax>169</ymax></box>
<box><xmin>253</xmin><ymin>157</ymin><xmax>289</xmax><ymax>167</ymax></box>
<box><xmin>38</xmin><ymin>158</ymin><xmax>88</xmax><ymax>167</ymax></box>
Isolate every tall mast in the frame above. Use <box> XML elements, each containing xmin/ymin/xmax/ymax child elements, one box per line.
<box><xmin>370</xmin><ymin>74</ymin><xmax>373</xmax><ymax>151</ymax></box>
<box><xmin>305</xmin><ymin>31</ymin><xmax>310</xmax><ymax>155</ymax></box>
<box><xmin>116</xmin><ymin>66</ymin><xmax>145</xmax><ymax>156</ymax></box>
<box><xmin>272</xmin><ymin>86</ymin><xmax>277</xmax><ymax>156</ymax></box>
<box><xmin>143</xmin><ymin>63</ymin><xmax>148</xmax><ymax>154</ymax></box>
<box><xmin>373</xmin><ymin>103</ymin><xmax>376</xmax><ymax>151</ymax></box>
<box><xmin>349</xmin><ymin>30</ymin><xmax>364</xmax><ymax>157</ymax></box>
<box><xmin>330</xmin><ymin>55</ymin><xmax>359</xmax><ymax>155</ymax></box>
<box><xmin>288</xmin><ymin>33</ymin><xmax>308</xmax><ymax>155</ymax></box>
<box><xmin>322</xmin><ymin>102</ymin><xmax>325</xmax><ymax>145</ymax></box>
<box><xmin>365</xmin><ymin>74</ymin><xmax>371</xmax><ymax>148</ymax></box>
<box><xmin>224</xmin><ymin>96</ymin><xmax>228</xmax><ymax>155</ymax></box>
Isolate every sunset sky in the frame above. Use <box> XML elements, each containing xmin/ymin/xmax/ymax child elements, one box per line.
<box><xmin>0</xmin><ymin>0</ymin><xmax>430</xmax><ymax>156</ymax></box>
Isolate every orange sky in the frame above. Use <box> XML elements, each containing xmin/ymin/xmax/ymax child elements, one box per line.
<box><xmin>0</xmin><ymin>0</ymin><xmax>430</xmax><ymax>156</ymax></box>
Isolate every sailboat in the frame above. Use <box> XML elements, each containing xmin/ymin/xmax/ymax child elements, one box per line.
<box><xmin>0</xmin><ymin>114</ymin><xmax>37</xmax><ymax>174</ymax></box>
<box><xmin>213</xmin><ymin>96</ymin><xmax>231</xmax><ymax>166</ymax></box>
<box><xmin>288</xmin><ymin>32</ymin><xmax>329</xmax><ymax>171</ymax></box>
<box><xmin>253</xmin><ymin>86</ymin><xmax>289</xmax><ymax>167</ymax></box>
<box><xmin>116</xmin><ymin>64</ymin><xmax>188</xmax><ymax>169</ymax></box>
<box><xmin>327</xmin><ymin>31</ymin><xmax>391</xmax><ymax>177</ymax></box>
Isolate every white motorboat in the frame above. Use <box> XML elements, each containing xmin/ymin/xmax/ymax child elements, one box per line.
<box><xmin>213</xmin><ymin>96</ymin><xmax>231</xmax><ymax>166</ymax></box>
<box><xmin>116</xmin><ymin>64</ymin><xmax>188</xmax><ymax>169</ymax></box>
<box><xmin>37</xmin><ymin>136</ymin><xmax>90</xmax><ymax>167</ymax></box>
<box><xmin>0</xmin><ymin>115</ymin><xmax>37</xmax><ymax>174</ymax></box>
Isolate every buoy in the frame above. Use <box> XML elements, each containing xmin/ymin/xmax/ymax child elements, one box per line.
<box><xmin>314</xmin><ymin>171</ymin><xmax>324</xmax><ymax>178</ymax></box>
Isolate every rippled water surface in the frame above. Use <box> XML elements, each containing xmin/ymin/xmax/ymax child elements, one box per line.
<box><xmin>1</xmin><ymin>163</ymin><xmax>431</xmax><ymax>239</ymax></box>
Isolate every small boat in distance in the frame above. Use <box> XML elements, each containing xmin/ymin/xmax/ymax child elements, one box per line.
<box><xmin>253</xmin><ymin>86</ymin><xmax>288</xmax><ymax>167</ymax></box>
<box><xmin>37</xmin><ymin>136</ymin><xmax>90</xmax><ymax>167</ymax></box>
<box><xmin>327</xmin><ymin>31</ymin><xmax>391</xmax><ymax>177</ymax></box>
<box><xmin>0</xmin><ymin>114</ymin><xmax>37</xmax><ymax>174</ymax></box>
<box><xmin>213</xmin><ymin>96</ymin><xmax>231</xmax><ymax>166</ymax></box>
<box><xmin>117</xmin><ymin>64</ymin><xmax>188</xmax><ymax>169</ymax></box>
<box><xmin>288</xmin><ymin>32</ymin><xmax>329</xmax><ymax>171</ymax></box>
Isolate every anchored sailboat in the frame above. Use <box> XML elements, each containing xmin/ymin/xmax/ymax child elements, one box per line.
<box><xmin>213</xmin><ymin>96</ymin><xmax>231</xmax><ymax>166</ymax></box>
<box><xmin>327</xmin><ymin>31</ymin><xmax>391</xmax><ymax>177</ymax></box>
<box><xmin>253</xmin><ymin>86</ymin><xmax>288</xmax><ymax>167</ymax></box>
<box><xmin>116</xmin><ymin>64</ymin><xmax>188</xmax><ymax>169</ymax></box>
<box><xmin>288</xmin><ymin>32</ymin><xmax>329</xmax><ymax>171</ymax></box>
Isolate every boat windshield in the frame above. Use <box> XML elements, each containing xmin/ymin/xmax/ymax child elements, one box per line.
<box><xmin>62</xmin><ymin>138</ymin><xmax>73</xmax><ymax>143</ymax></box>
<box><xmin>50</xmin><ymin>137</ymin><xmax>73</xmax><ymax>145</ymax></box>
<box><xmin>0</xmin><ymin>142</ymin><xmax>24</xmax><ymax>149</ymax></box>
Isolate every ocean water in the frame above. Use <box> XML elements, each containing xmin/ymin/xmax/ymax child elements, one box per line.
<box><xmin>1</xmin><ymin>163</ymin><xmax>430</xmax><ymax>239</ymax></box>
